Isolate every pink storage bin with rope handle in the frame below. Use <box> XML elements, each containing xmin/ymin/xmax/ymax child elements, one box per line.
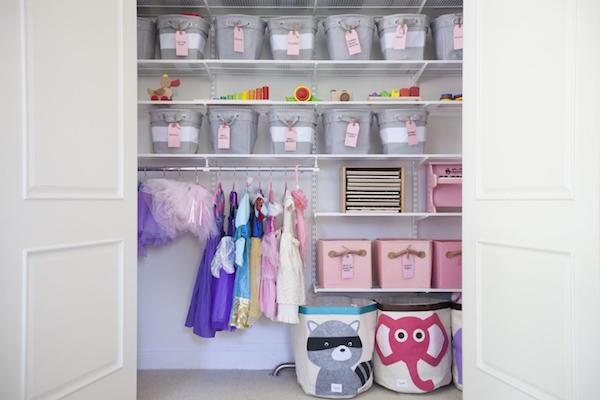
<box><xmin>317</xmin><ymin>239</ymin><xmax>373</xmax><ymax>289</ymax></box>
<box><xmin>432</xmin><ymin>240</ymin><xmax>462</xmax><ymax>289</ymax></box>
<box><xmin>374</xmin><ymin>239</ymin><xmax>432</xmax><ymax>289</ymax></box>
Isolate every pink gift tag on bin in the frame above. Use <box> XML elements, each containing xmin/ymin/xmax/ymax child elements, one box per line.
<box><xmin>402</xmin><ymin>254</ymin><xmax>415</xmax><ymax>279</ymax></box>
<box><xmin>344</xmin><ymin>122</ymin><xmax>360</xmax><ymax>148</ymax></box>
<box><xmin>175</xmin><ymin>31</ymin><xmax>189</xmax><ymax>56</ymax></box>
<box><xmin>284</xmin><ymin>127</ymin><xmax>297</xmax><ymax>152</ymax></box>
<box><xmin>217</xmin><ymin>124</ymin><xmax>231</xmax><ymax>149</ymax></box>
<box><xmin>345</xmin><ymin>29</ymin><xmax>362</xmax><ymax>55</ymax></box>
<box><xmin>287</xmin><ymin>30</ymin><xmax>300</xmax><ymax>56</ymax></box>
<box><xmin>393</xmin><ymin>23</ymin><xmax>407</xmax><ymax>50</ymax></box>
<box><xmin>453</xmin><ymin>23</ymin><xmax>463</xmax><ymax>50</ymax></box>
<box><xmin>341</xmin><ymin>254</ymin><xmax>354</xmax><ymax>279</ymax></box>
<box><xmin>406</xmin><ymin>119</ymin><xmax>418</xmax><ymax>145</ymax></box>
<box><xmin>167</xmin><ymin>123</ymin><xmax>181</xmax><ymax>148</ymax></box>
<box><xmin>234</xmin><ymin>26</ymin><xmax>245</xmax><ymax>53</ymax></box>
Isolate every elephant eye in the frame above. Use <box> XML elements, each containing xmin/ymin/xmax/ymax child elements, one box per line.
<box><xmin>348</xmin><ymin>341</ymin><xmax>353</xmax><ymax>346</ymax></box>
<box><xmin>413</xmin><ymin>329</ymin><xmax>425</xmax><ymax>342</ymax></box>
<box><xmin>324</xmin><ymin>342</ymin><xmax>329</xmax><ymax>347</ymax></box>
<box><xmin>395</xmin><ymin>329</ymin><xmax>408</xmax><ymax>343</ymax></box>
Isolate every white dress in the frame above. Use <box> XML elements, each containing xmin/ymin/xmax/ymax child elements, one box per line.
<box><xmin>276</xmin><ymin>190</ymin><xmax>306</xmax><ymax>324</ymax></box>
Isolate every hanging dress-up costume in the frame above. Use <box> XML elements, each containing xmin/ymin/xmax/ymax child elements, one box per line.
<box><xmin>249</xmin><ymin>194</ymin><xmax>265</xmax><ymax>321</ymax></box>
<box><xmin>185</xmin><ymin>185</ymin><xmax>224</xmax><ymax>338</ymax></box>
<box><xmin>276</xmin><ymin>190</ymin><xmax>305</xmax><ymax>324</ymax></box>
<box><xmin>291</xmin><ymin>188</ymin><xmax>309</xmax><ymax>262</ymax></box>
<box><xmin>260</xmin><ymin>186</ymin><xmax>281</xmax><ymax>320</ymax></box>
<box><xmin>138</xmin><ymin>182</ymin><xmax>170</xmax><ymax>257</ymax></box>
<box><xmin>210</xmin><ymin>189</ymin><xmax>238</xmax><ymax>332</ymax></box>
<box><xmin>229</xmin><ymin>190</ymin><xmax>252</xmax><ymax>329</ymax></box>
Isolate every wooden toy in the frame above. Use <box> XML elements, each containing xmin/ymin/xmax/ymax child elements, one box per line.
<box><xmin>285</xmin><ymin>85</ymin><xmax>321</xmax><ymax>102</ymax></box>
<box><xmin>147</xmin><ymin>74</ymin><xmax>181</xmax><ymax>101</ymax></box>
<box><xmin>368</xmin><ymin>86</ymin><xmax>421</xmax><ymax>101</ymax></box>
<box><xmin>330</xmin><ymin>89</ymin><xmax>353</xmax><ymax>101</ymax></box>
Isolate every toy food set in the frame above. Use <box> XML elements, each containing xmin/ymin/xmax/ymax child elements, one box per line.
<box><xmin>369</xmin><ymin>86</ymin><xmax>420</xmax><ymax>101</ymax></box>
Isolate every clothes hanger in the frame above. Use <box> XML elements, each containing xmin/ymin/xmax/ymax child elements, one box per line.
<box><xmin>295</xmin><ymin>164</ymin><xmax>300</xmax><ymax>190</ymax></box>
<box><xmin>232</xmin><ymin>170</ymin><xmax>236</xmax><ymax>191</ymax></box>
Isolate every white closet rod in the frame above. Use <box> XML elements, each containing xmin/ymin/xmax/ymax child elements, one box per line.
<box><xmin>138</xmin><ymin>166</ymin><xmax>320</xmax><ymax>172</ymax></box>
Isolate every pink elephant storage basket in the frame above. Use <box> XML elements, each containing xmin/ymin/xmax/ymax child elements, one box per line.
<box><xmin>432</xmin><ymin>240</ymin><xmax>462</xmax><ymax>289</ymax></box>
<box><xmin>374</xmin><ymin>240</ymin><xmax>432</xmax><ymax>289</ymax></box>
<box><xmin>318</xmin><ymin>240</ymin><xmax>373</xmax><ymax>289</ymax></box>
<box><xmin>426</xmin><ymin>162</ymin><xmax>462</xmax><ymax>213</ymax></box>
<box><xmin>374</xmin><ymin>297</ymin><xmax>452</xmax><ymax>393</ymax></box>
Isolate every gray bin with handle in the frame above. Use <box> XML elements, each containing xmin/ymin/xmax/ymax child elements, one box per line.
<box><xmin>157</xmin><ymin>15</ymin><xmax>210</xmax><ymax>59</ymax></box>
<box><xmin>323</xmin><ymin>109</ymin><xmax>372</xmax><ymax>154</ymax></box>
<box><xmin>267</xmin><ymin>108</ymin><xmax>317</xmax><ymax>154</ymax></box>
<box><xmin>150</xmin><ymin>109</ymin><xmax>202</xmax><ymax>154</ymax></box>
<box><xmin>208</xmin><ymin>108</ymin><xmax>259</xmax><ymax>154</ymax></box>
<box><xmin>137</xmin><ymin>17</ymin><xmax>156</xmax><ymax>59</ymax></box>
<box><xmin>431</xmin><ymin>13</ymin><xmax>463</xmax><ymax>60</ymax></box>
<box><xmin>376</xmin><ymin>109</ymin><xmax>428</xmax><ymax>154</ymax></box>
<box><xmin>268</xmin><ymin>16</ymin><xmax>317</xmax><ymax>60</ymax></box>
<box><xmin>324</xmin><ymin>15</ymin><xmax>375</xmax><ymax>60</ymax></box>
<box><xmin>215</xmin><ymin>15</ymin><xmax>265</xmax><ymax>60</ymax></box>
<box><xmin>376</xmin><ymin>14</ymin><xmax>429</xmax><ymax>60</ymax></box>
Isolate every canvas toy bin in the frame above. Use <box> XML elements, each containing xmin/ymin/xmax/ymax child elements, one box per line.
<box><xmin>150</xmin><ymin>109</ymin><xmax>202</xmax><ymax>154</ymax></box>
<box><xmin>451</xmin><ymin>302</ymin><xmax>463</xmax><ymax>391</ymax></box>
<box><xmin>432</xmin><ymin>240</ymin><xmax>462</xmax><ymax>289</ymax></box>
<box><xmin>374</xmin><ymin>239</ymin><xmax>432</xmax><ymax>289</ymax></box>
<box><xmin>374</xmin><ymin>297</ymin><xmax>452</xmax><ymax>393</ymax></box>
<box><xmin>207</xmin><ymin>108</ymin><xmax>259</xmax><ymax>154</ymax></box>
<box><xmin>215</xmin><ymin>15</ymin><xmax>266</xmax><ymax>59</ymax></box>
<box><xmin>376</xmin><ymin>109</ymin><xmax>428</xmax><ymax>154</ymax></box>
<box><xmin>267</xmin><ymin>108</ymin><xmax>317</xmax><ymax>154</ymax></box>
<box><xmin>157</xmin><ymin>15</ymin><xmax>210</xmax><ymax>59</ymax></box>
<box><xmin>137</xmin><ymin>17</ymin><xmax>156</xmax><ymax>59</ymax></box>
<box><xmin>324</xmin><ymin>15</ymin><xmax>375</xmax><ymax>60</ymax></box>
<box><xmin>431</xmin><ymin>13</ymin><xmax>463</xmax><ymax>60</ymax></box>
<box><xmin>292</xmin><ymin>297</ymin><xmax>377</xmax><ymax>399</ymax></box>
<box><xmin>268</xmin><ymin>16</ymin><xmax>317</xmax><ymax>60</ymax></box>
<box><xmin>322</xmin><ymin>109</ymin><xmax>372</xmax><ymax>154</ymax></box>
<box><xmin>376</xmin><ymin>14</ymin><xmax>429</xmax><ymax>60</ymax></box>
<box><xmin>317</xmin><ymin>240</ymin><xmax>373</xmax><ymax>289</ymax></box>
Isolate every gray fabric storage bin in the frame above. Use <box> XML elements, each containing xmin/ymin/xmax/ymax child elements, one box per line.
<box><xmin>215</xmin><ymin>15</ymin><xmax>265</xmax><ymax>59</ymax></box>
<box><xmin>268</xmin><ymin>16</ymin><xmax>317</xmax><ymax>60</ymax></box>
<box><xmin>376</xmin><ymin>109</ymin><xmax>428</xmax><ymax>154</ymax></box>
<box><xmin>157</xmin><ymin>15</ymin><xmax>210</xmax><ymax>59</ymax></box>
<box><xmin>137</xmin><ymin>17</ymin><xmax>156</xmax><ymax>59</ymax></box>
<box><xmin>150</xmin><ymin>109</ymin><xmax>202</xmax><ymax>154</ymax></box>
<box><xmin>322</xmin><ymin>109</ymin><xmax>372</xmax><ymax>154</ymax></box>
<box><xmin>267</xmin><ymin>108</ymin><xmax>317</xmax><ymax>154</ymax></box>
<box><xmin>208</xmin><ymin>108</ymin><xmax>259</xmax><ymax>154</ymax></box>
<box><xmin>376</xmin><ymin>14</ymin><xmax>429</xmax><ymax>60</ymax></box>
<box><xmin>324</xmin><ymin>15</ymin><xmax>375</xmax><ymax>60</ymax></box>
<box><xmin>431</xmin><ymin>13</ymin><xmax>463</xmax><ymax>60</ymax></box>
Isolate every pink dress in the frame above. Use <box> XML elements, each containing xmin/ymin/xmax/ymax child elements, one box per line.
<box><xmin>259</xmin><ymin>187</ymin><xmax>281</xmax><ymax>320</ymax></box>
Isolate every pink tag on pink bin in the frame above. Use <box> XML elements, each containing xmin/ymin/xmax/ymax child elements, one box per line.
<box><xmin>453</xmin><ymin>23</ymin><xmax>463</xmax><ymax>50</ymax></box>
<box><xmin>175</xmin><ymin>31</ymin><xmax>189</xmax><ymax>56</ymax></box>
<box><xmin>344</xmin><ymin>122</ymin><xmax>360</xmax><ymax>147</ymax></box>
<box><xmin>217</xmin><ymin>124</ymin><xmax>231</xmax><ymax>149</ymax></box>
<box><xmin>341</xmin><ymin>254</ymin><xmax>354</xmax><ymax>279</ymax></box>
<box><xmin>287</xmin><ymin>30</ymin><xmax>300</xmax><ymax>56</ymax></box>
<box><xmin>167</xmin><ymin>123</ymin><xmax>181</xmax><ymax>148</ymax></box>
<box><xmin>402</xmin><ymin>254</ymin><xmax>415</xmax><ymax>279</ymax></box>
<box><xmin>345</xmin><ymin>29</ymin><xmax>362</xmax><ymax>55</ymax></box>
<box><xmin>234</xmin><ymin>26</ymin><xmax>245</xmax><ymax>53</ymax></box>
<box><xmin>284</xmin><ymin>127</ymin><xmax>297</xmax><ymax>152</ymax></box>
<box><xmin>406</xmin><ymin>119</ymin><xmax>418</xmax><ymax>146</ymax></box>
<box><xmin>393</xmin><ymin>23</ymin><xmax>407</xmax><ymax>50</ymax></box>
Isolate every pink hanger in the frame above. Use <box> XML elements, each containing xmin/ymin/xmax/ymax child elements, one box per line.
<box><xmin>295</xmin><ymin>164</ymin><xmax>300</xmax><ymax>189</ymax></box>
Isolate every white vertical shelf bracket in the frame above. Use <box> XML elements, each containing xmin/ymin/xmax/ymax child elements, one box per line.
<box><xmin>411</xmin><ymin>62</ymin><xmax>428</xmax><ymax>86</ymax></box>
<box><xmin>203</xmin><ymin>60</ymin><xmax>216</xmax><ymax>99</ymax></box>
<box><xmin>311</xmin><ymin>61</ymin><xmax>319</xmax><ymax>98</ymax></box>
<box><xmin>201</xmin><ymin>0</ymin><xmax>213</xmax><ymax>19</ymax></box>
<box><xmin>310</xmin><ymin>155</ymin><xmax>319</xmax><ymax>292</ymax></box>
<box><xmin>417</xmin><ymin>0</ymin><xmax>429</xmax><ymax>14</ymax></box>
<box><xmin>312</xmin><ymin>0</ymin><xmax>319</xmax><ymax>16</ymax></box>
<box><xmin>411</xmin><ymin>160</ymin><xmax>419</xmax><ymax>239</ymax></box>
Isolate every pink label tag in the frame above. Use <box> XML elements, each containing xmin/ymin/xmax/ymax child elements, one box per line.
<box><xmin>234</xmin><ymin>26</ymin><xmax>245</xmax><ymax>53</ymax></box>
<box><xmin>393</xmin><ymin>23</ymin><xmax>407</xmax><ymax>50</ymax></box>
<box><xmin>217</xmin><ymin>124</ymin><xmax>231</xmax><ymax>149</ymax></box>
<box><xmin>284</xmin><ymin>127</ymin><xmax>297</xmax><ymax>152</ymax></box>
<box><xmin>341</xmin><ymin>254</ymin><xmax>354</xmax><ymax>279</ymax></box>
<box><xmin>287</xmin><ymin>30</ymin><xmax>300</xmax><ymax>56</ymax></box>
<box><xmin>453</xmin><ymin>24</ymin><xmax>463</xmax><ymax>50</ymax></box>
<box><xmin>406</xmin><ymin>120</ymin><xmax>418</xmax><ymax>146</ymax></box>
<box><xmin>175</xmin><ymin>31</ymin><xmax>189</xmax><ymax>56</ymax></box>
<box><xmin>167</xmin><ymin>123</ymin><xmax>181</xmax><ymax>148</ymax></box>
<box><xmin>345</xmin><ymin>29</ymin><xmax>362</xmax><ymax>55</ymax></box>
<box><xmin>402</xmin><ymin>254</ymin><xmax>415</xmax><ymax>279</ymax></box>
<box><xmin>344</xmin><ymin>122</ymin><xmax>360</xmax><ymax>148</ymax></box>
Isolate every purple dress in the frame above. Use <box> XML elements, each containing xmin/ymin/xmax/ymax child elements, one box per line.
<box><xmin>138</xmin><ymin>182</ymin><xmax>170</xmax><ymax>257</ymax></box>
<box><xmin>185</xmin><ymin>186</ymin><xmax>224</xmax><ymax>338</ymax></box>
<box><xmin>210</xmin><ymin>190</ymin><xmax>238</xmax><ymax>331</ymax></box>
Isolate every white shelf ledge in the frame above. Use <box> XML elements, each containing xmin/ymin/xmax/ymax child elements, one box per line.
<box><xmin>314</xmin><ymin>286</ymin><xmax>462</xmax><ymax>293</ymax></box>
<box><xmin>314</xmin><ymin>212</ymin><xmax>462</xmax><ymax>218</ymax></box>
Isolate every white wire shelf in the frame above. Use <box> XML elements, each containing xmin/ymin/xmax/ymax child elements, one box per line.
<box><xmin>314</xmin><ymin>212</ymin><xmax>462</xmax><ymax>218</ymax></box>
<box><xmin>313</xmin><ymin>286</ymin><xmax>462</xmax><ymax>293</ymax></box>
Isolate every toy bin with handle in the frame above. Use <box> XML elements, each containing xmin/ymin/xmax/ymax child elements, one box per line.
<box><xmin>432</xmin><ymin>240</ymin><xmax>462</xmax><ymax>289</ymax></box>
<box><xmin>323</xmin><ymin>15</ymin><xmax>375</xmax><ymax>60</ymax></box>
<box><xmin>451</xmin><ymin>301</ymin><xmax>463</xmax><ymax>391</ymax></box>
<box><xmin>137</xmin><ymin>17</ymin><xmax>156</xmax><ymax>59</ymax></box>
<box><xmin>376</xmin><ymin>14</ymin><xmax>429</xmax><ymax>60</ymax></box>
<box><xmin>291</xmin><ymin>296</ymin><xmax>377</xmax><ymax>399</ymax></box>
<box><xmin>431</xmin><ymin>13</ymin><xmax>463</xmax><ymax>60</ymax></box>
<box><xmin>376</xmin><ymin>109</ymin><xmax>428</xmax><ymax>154</ymax></box>
<box><xmin>374</xmin><ymin>239</ymin><xmax>432</xmax><ymax>289</ymax></box>
<box><xmin>322</xmin><ymin>109</ymin><xmax>372</xmax><ymax>154</ymax></box>
<box><xmin>267</xmin><ymin>108</ymin><xmax>317</xmax><ymax>154</ymax></box>
<box><xmin>374</xmin><ymin>297</ymin><xmax>452</xmax><ymax>393</ymax></box>
<box><xmin>426</xmin><ymin>162</ymin><xmax>462</xmax><ymax>213</ymax></box>
<box><xmin>268</xmin><ymin>16</ymin><xmax>317</xmax><ymax>60</ymax></box>
<box><xmin>207</xmin><ymin>108</ymin><xmax>259</xmax><ymax>154</ymax></box>
<box><xmin>215</xmin><ymin>15</ymin><xmax>266</xmax><ymax>59</ymax></box>
<box><xmin>150</xmin><ymin>109</ymin><xmax>202</xmax><ymax>154</ymax></box>
<box><xmin>157</xmin><ymin>15</ymin><xmax>210</xmax><ymax>59</ymax></box>
<box><xmin>317</xmin><ymin>240</ymin><xmax>373</xmax><ymax>289</ymax></box>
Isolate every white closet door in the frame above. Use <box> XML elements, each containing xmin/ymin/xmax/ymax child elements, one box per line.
<box><xmin>464</xmin><ymin>0</ymin><xmax>600</xmax><ymax>399</ymax></box>
<box><xmin>0</xmin><ymin>0</ymin><xmax>136</xmax><ymax>399</ymax></box>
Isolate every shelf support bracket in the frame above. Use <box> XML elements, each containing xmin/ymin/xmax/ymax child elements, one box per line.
<box><xmin>417</xmin><ymin>0</ymin><xmax>428</xmax><ymax>14</ymax></box>
<box><xmin>411</xmin><ymin>62</ymin><xmax>428</xmax><ymax>86</ymax></box>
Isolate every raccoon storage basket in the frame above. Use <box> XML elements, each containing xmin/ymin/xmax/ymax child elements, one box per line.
<box><xmin>149</xmin><ymin>109</ymin><xmax>202</xmax><ymax>154</ymax></box>
<box><xmin>215</xmin><ymin>15</ymin><xmax>265</xmax><ymax>59</ymax></box>
<box><xmin>157</xmin><ymin>15</ymin><xmax>210</xmax><ymax>59</ymax></box>
<box><xmin>267</xmin><ymin>108</ymin><xmax>317</xmax><ymax>154</ymax></box>
<box><xmin>268</xmin><ymin>16</ymin><xmax>317</xmax><ymax>60</ymax></box>
<box><xmin>374</xmin><ymin>297</ymin><xmax>452</xmax><ymax>393</ymax></box>
<box><xmin>292</xmin><ymin>297</ymin><xmax>377</xmax><ymax>399</ymax></box>
<box><xmin>137</xmin><ymin>17</ymin><xmax>156</xmax><ymax>59</ymax></box>
<box><xmin>323</xmin><ymin>15</ymin><xmax>375</xmax><ymax>60</ymax></box>
<box><xmin>207</xmin><ymin>108</ymin><xmax>259</xmax><ymax>154</ymax></box>
<box><xmin>451</xmin><ymin>302</ymin><xmax>463</xmax><ymax>391</ymax></box>
<box><xmin>376</xmin><ymin>14</ymin><xmax>429</xmax><ymax>60</ymax></box>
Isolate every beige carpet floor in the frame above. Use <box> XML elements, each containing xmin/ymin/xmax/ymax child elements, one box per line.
<box><xmin>138</xmin><ymin>370</ymin><xmax>463</xmax><ymax>400</ymax></box>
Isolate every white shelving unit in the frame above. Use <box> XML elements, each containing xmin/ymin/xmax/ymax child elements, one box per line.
<box><xmin>314</xmin><ymin>286</ymin><xmax>462</xmax><ymax>293</ymax></box>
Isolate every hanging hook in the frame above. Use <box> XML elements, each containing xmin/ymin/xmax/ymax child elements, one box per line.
<box><xmin>295</xmin><ymin>164</ymin><xmax>300</xmax><ymax>189</ymax></box>
<box><xmin>232</xmin><ymin>170</ymin><xmax>236</xmax><ymax>191</ymax></box>
<box><xmin>195</xmin><ymin>168</ymin><xmax>199</xmax><ymax>184</ymax></box>
<box><xmin>177</xmin><ymin>168</ymin><xmax>182</xmax><ymax>181</ymax></box>
<box><xmin>162</xmin><ymin>168</ymin><xmax>166</xmax><ymax>178</ymax></box>
<box><xmin>143</xmin><ymin>167</ymin><xmax>148</xmax><ymax>181</ymax></box>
